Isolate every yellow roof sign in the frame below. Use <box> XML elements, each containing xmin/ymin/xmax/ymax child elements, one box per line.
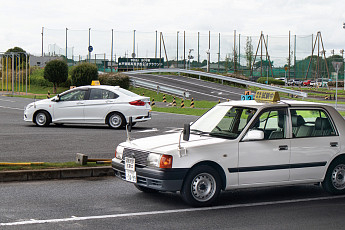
<box><xmin>91</xmin><ymin>80</ymin><xmax>100</xmax><ymax>86</ymax></box>
<box><xmin>255</xmin><ymin>90</ymin><xmax>280</xmax><ymax>102</ymax></box>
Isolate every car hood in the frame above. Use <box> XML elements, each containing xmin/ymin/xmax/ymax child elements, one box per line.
<box><xmin>120</xmin><ymin>132</ymin><xmax>230</xmax><ymax>154</ymax></box>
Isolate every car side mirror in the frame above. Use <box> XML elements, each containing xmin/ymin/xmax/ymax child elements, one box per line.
<box><xmin>183</xmin><ymin>123</ymin><xmax>190</xmax><ymax>141</ymax></box>
<box><xmin>242</xmin><ymin>130</ymin><xmax>264</xmax><ymax>141</ymax></box>
<box><xmin>53</xmin><ymin>94</ymin><xmax>60</xmax><ymax>102</ymax></box>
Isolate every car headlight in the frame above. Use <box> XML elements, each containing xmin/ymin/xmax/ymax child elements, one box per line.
<box><xmin>147</xmin><ymin>153</ymin><xmax>173</xmax><ymax>168</ymax></box>
<box><xmin>115</xmin><ymin>146</ymin><xmax>124</xmax><ymax>160</ymax></box>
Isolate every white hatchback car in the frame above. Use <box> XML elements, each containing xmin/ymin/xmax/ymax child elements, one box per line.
<box><xmin>113</xmin><ymin>92</ymin><xmax>345</xmax><ymax>206</ymax></box>
<box><xmin>24</xmin><ymin>85</ymin><xmax>151</xmax><ymax>128</ymax></box>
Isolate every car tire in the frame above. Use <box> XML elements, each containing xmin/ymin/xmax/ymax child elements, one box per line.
<box><xmin>107</xmin><ymin>112</ymin><xmax>125</xmax><ymax>129</ymax></box>
<box><xmin>134</xmin><ymin>184</ymin><xmax>158</xmax><ymax>193</ymax></box>
<box><xmin>180</xmin><ymin>165</ymin><xmax>221</xmax><ymax>207</ymax></box>
<box><xmin>34</xmin><ymin>111</ymin><xmax>51</xmax><ymax>127</ymax></box>
<box><xmin>322</xmin><ymin>158</ymin><xmax>345</xmax><ymax>195</ymax></box>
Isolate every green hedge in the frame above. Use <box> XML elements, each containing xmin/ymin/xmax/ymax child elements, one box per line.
<box><xmin>71</xmin><ymin>63</ymin><xmax>98</xmax><ymax>86</ymax></box>
<box><xmin>257</xmin><ymin>77</ymin><xmax>284</xmax><ymax>85</ymax></box>
<box><xmin>98</xmin><ymin>73</ymin><xmax>130</xmax><ymax>89</ymax></box>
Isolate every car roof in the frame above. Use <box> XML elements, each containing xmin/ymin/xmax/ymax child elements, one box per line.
<box><xmin>219</xmin><ymin>99</ymin><xmax>327</xmax><ymax>109</ymax></box>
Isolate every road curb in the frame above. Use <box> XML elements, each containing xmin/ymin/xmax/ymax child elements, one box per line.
<box><xmin>0</xmin><ymin>166</ymin><xmax>113</xmax><ymax>182</ymax></box>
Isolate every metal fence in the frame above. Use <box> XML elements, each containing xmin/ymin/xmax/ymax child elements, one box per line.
<box><xmin>42</xmin><ymin>28</ymin><xmax>345</xmax><ymax>80</ymax></box>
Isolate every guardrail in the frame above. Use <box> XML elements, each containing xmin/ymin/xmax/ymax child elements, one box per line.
<box><xmin>125</xmin><ymin>68</ymin><xmax>308</xmax><ymax>98</ymax></box>
<box><xmin>131</xmin><ymin>79</ymin><xmax>190</xmax><ymax>98</ymax></box>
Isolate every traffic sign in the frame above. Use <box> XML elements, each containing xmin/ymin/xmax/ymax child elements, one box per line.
<box><xmin>241</xmin><ymin>95</ymin><xmax>253</xmax><ymax>101</ymax></box>
<box><xmin>88</xmin><ymin>46</ymin><xmax>93</xmax><ymax>52</ymax></box>
<box><xmin>332</xmin><ymin>61</ymin><xmax>343</xmax><ymax>72</ymax></box>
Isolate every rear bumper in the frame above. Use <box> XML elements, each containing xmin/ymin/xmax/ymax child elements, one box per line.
<box><xmin>112</xmin><ymin>160</ymin><xmax>188</xmax><ymax>192</ymax></box>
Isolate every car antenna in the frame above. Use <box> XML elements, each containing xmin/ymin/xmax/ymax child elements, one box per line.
<box><xmin>34</xmin><ymin>95</ymin><xmax>36</xmax><ymax>109</ymax></box>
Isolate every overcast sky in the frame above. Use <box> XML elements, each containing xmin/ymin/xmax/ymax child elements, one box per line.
<box><xmin>1</xmin><ymin>0</ymin><xmax>344</xmax><ymax>63</ymax></box>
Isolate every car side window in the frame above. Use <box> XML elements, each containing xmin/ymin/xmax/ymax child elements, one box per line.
<box><xmin>290</xmin><ymin>109</ymin><xmax>336</xmax><ymax>138</ymax></box>
<box><xmin>89</xmin><ymin>89</ymin><xmax>119</xmax><ymax>100</ymax></box>
<box><xmin>249</xmin><ymin>109</ymin><xmax>287</xmax><ymax>140</ymax></box>
<box><xmin>60</xmin><ymin>90</ymin><xmax>87</xmax><ymax>101</ymax></box>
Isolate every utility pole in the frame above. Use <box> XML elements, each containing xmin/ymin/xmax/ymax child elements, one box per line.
<box><xmin>111</xmin><ymin>29</ymin><xmax>113</xmax><ymax>72</ymax></box>
<box><xmin>177</xmin><ymin>31</ymin><xmax>179</xmax><ymax>68</ymax></box>
<box><xmin>65</xmin><ymin>28</ymin><xmax>68</xmax><ymax>62</ymax></box>
<box><xmin>41</xmin><ymin>27</ymin><xmax>44</xmax><ymax>57</ymax></box>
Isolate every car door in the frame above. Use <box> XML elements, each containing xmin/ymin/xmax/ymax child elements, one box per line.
<box><xmin>83</xmin><ymin>88</ymin><xmax>119</xmax><ymax>123</ymax></box>
<box><xmin>53</xmin><ymin>88</ymin><xmax>88</xmax><ymax>123</ymax></box>
<box><xmin>289</xmin><ymin>108</ymin><xmax>340</xmax><ymax>181</ymax></box>
<box><xmin>238</xmin><ymin>108</ymin><xmax>291</xmax><ymax>185</ymax></box>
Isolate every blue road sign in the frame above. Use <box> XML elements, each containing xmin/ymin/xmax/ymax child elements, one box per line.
<box><xmin>88</xmin><ymin>46</ymin><xmax>93</xmax><ymax>52</ymax></box>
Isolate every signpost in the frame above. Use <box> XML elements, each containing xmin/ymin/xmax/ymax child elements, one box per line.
<box><xmin>332</xmin><ymin>61</ymin><xmax>343</xmax><ymax>110</ymax></box>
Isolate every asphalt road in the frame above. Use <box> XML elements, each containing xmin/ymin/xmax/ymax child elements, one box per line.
<box><xmin>0</xmin><ymin>96</ymin><xmax>197</xmax><ymax>162</ymax></box>
<box><xmin>1</xmin><ymin>177</ymin><xmax>345</xmax><ymax>229</ymax></box>
<box><xmin>130</xmin><ymin>73</ymin><xmax>246</xmax><ymax>101</ymax></box>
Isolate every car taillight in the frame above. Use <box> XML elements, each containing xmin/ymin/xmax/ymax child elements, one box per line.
<box><xmin>159</xmin><ymin>155</ymin><xmax>173</xmax><ymax>168</ymax></box>
<box><xmin>129</xmin><ymin>100</ymin><xmax>145</xmax><ymax>106</ymax></box>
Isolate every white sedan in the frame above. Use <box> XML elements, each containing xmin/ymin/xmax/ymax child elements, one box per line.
<box><xmin>24</xmin><ymin>85</ymin><xmax>151</xmax><ymax>129</ymax></box>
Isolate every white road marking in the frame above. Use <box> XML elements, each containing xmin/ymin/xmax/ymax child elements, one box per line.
<box><xmin>136</xmin><ymin>128</ymin><xmax>158</xmax><ymax>133</ymax></box>
<box><xmin>0</xmin><ymin>98</ymin><xmax>16</xmax><ymax>102</ymax></box>
<box><xmin>1</xmin><ymin>195</ymin><xmax>344</xmax><ymax>226</ymax></box>
<box><xmin>0</xmin><ymin>105</ymin><xmax>23</xmax><ymax>111</ymax></box>
<box><xmin>130</xmin><ymin>76</ymin><xmax>230</xmax><ymax>100</ymax></box>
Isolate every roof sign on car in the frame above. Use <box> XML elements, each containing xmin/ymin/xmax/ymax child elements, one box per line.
<box><xmin>255</xmin><ymin>90</ymin><xmax>280</xmax><ymax>103</ymax></box>
<box><xmin>91</xmin><ymin>80</ymin><xmax>100</xmax><ymax>86</ymax></box>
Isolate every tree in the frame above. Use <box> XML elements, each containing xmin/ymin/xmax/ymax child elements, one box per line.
<box><xmin>71</xmin><ymin>63</ymin><xmax>98</xmax><ymax>86</ymax></box>
<box><xmin>245</xmin><ymin>37</ymin><xmax>253</xmax><ymax>70</ymax></box>
<box><xmin>43</xmin><ymin>59</ymin><xmax>68</xmax><ymax>93</ymax></box>
<box><xmin>4</xmin><ymin>47</ymin><xmax>27</xmax><ymax>69</ymax></box>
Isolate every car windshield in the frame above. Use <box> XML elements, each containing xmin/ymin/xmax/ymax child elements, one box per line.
<box><xmin>191</xmin><ymin>106</ymin><xmax>257</xmax><ymax>139</ymax></box>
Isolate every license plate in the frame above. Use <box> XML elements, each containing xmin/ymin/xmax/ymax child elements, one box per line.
<box><xmin>125</xmin><ymin>169</ymin><xmax>137</xmax><ymax>183</ymax></box>
<box><xmin>125</xmin><ymin>157</ymin><xmax>135</xmax><ymax>171</ymax></box>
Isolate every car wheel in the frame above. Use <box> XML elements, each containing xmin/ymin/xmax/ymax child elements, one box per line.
<box><xmin>322</xmin><ymin>158</ymin><xmax>345</xmax><ymax>195</ymax></box>
<box><xmin>181</xmin><ymin>165</ymin><xmax>221</xmax><ymax>207</ymax></box>
<box><xmin>134</xmin><ymin>184</ymin><xmax>158</xmax><ymax>193</ymax></box>
<box><xmin>34</xmin><ymin>111</ymin><xmax>51</xmax><ymax>127</ymax></box>
<box><xmin>107</xmin><ymin>112</ymin><xmax>125</xmax><ymax>129</ymax></box>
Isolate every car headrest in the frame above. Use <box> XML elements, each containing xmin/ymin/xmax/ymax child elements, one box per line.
<box><xmin>315</xmin><ymin>117</ymin><xmax>331</xmax><ymax>130</ymax></box>
<box><xmin>291</xmin><ymin>115</ymin><xmax>305</xmax><ymax>127</ymax></box>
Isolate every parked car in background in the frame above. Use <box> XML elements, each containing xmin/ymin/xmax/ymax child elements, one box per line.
<box><xmin>24</xmin><ymin>85</ymin><xmax>152</xmax><ymax>129</ymax></box>
<box><xmin>310</xmin><ymin>81</ymin><xmax>316</xmax><ymax>87</ymax></box>
<box><xmin>317</xmin><ymin>78</ymin><xmax>329</xmax><ymax>87</ymax></box>
<box><xmin>303</xmin><ymin>80</ymin><xmax>311</xmax><ymax>86</ymax></box>
<box><xmin>288</xmin><ymin>79</ymin><xmax>302</xmax><ymax>86</ymax></box>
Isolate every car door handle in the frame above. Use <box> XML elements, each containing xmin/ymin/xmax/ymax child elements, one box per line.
<box><xmin>279</xmin><ymin>145</ymin><xmax>288</xmax><ymax>151</ymax></box>
<box><xmin>106</xmin><ymin>100</ymin><xmax>113</xmax><ymax>103</ymax></box>
<box><xmin>76</xmin><ymin>102</ymin><xmax>84</xmax><ymax>105</ymax></box>
<box><xmin>330</xmin><ymin>142</ymin><xmax>338</xmax><ymax>147</ymax></box>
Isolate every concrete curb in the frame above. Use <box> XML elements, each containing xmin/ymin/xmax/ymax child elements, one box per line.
<box><xmin>0</xmin><ymin>166</ymin><xmax>113</xmax><ymax>182</ymax></box>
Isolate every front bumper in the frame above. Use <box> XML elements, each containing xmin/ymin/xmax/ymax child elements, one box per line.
<box><xmin>112</xmin><ymin>160</ymin><xmax>188</xmax><ymax>192</ymax></box>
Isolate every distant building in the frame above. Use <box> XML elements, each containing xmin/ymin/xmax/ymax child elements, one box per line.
<box><xmin>29</xmin><ymin>56</ymin><xmax>62</xmax><ymax>68</ymax></box>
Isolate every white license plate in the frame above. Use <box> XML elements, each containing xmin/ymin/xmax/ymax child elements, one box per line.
<box><xmin>125</xmin><ymin>157</ymin><xmax>135</xmax><ymax>171</ymax></box>
<box><xmin>125</xmin><ymin>169</ymin><xmax>137</xmax><ymax>183</ymax></box>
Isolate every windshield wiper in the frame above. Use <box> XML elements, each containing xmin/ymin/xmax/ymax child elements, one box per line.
<box><xmin>190</xmin><ymin>129</ymin><xmax>209</xmax><ymax>135</ymax></box>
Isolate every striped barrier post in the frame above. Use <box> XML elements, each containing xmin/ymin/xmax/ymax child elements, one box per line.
<box><xmin>163</xmin><ymin>94</ymin><xmax>167</xmax><ymax>103</ymax></box>
<box><xmin>181</xmin><ymin>99</ymin><xmax>185</xmax><ymax>108</ymax></box>
<box><xmin>151</xmin><ymin>98</ymin><xmax>155</xmax><ymax>107</ymax></box>
<box><xmin>190</xmin><ymin>98</ymin><xmax>195</xmax><ymax>108</ymax></box>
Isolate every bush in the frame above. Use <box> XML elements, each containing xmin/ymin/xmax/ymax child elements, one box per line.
<box><xmin>98</xmin><ymin>73</ymin><xmax>130</xmax><ymax>89</ymax></box>
<box><xmin>44</xmin><ymin>59</ymin><xmax>68</xmax><ymax>93</ymax></box>
<box><xmin>257</xmin><ymin>77</ymin><xmax>284</xmax><ymax>85</ymax></box>
<box><xmin>71</xmin><ymin>63</ymin><xmax>98</xmax><ymax>86</ymax></box>
<box><xmin>327</xmin><ymin>81</ymin><xmax>344</xmax><ymax>88</ymax></box>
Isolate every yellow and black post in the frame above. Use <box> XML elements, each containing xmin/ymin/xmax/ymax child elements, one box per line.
<box><xmin>218</xmin><ymin>99</ymin><xmax>221</xmax><ymax>104</ymax></box>
<box><xmin>172</xmin><ymin>97</ymin><xmax>177</xmax><ymax>107</ymax></box>
<box><xmin>163</xmin><ymin>94</ymin><xmax>167</xmax><ymax>103</ymax></box>
<box><xmin>151</xmin><ymin>98</ymin><xmax>155</xmax><ymax>107</ymax></box>
<box><xmin>47</xmin><ymin>90</ymin><xmax>50</xmax><ymax>99</ymax></box>
<box><xmin>181</xmin><ymin>99</ymin><xmax>185</xmax><ymax>108</ymax></box>
<box><xmin>190</xmin><ymin>98</ymin><xmax>195</xmax><ymax>108</ymax></box>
